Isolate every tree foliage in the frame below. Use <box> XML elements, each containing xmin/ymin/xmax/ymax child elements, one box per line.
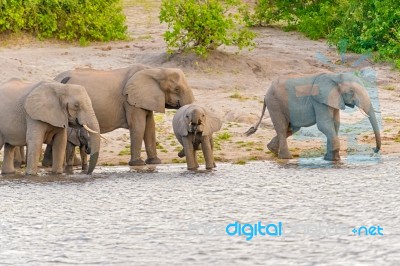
<box><xmin>159</xmin><ymin>0</ymin><xmax>256</xmax><ymax>57</ymax></box>
<box><xmin>0</xmin><ymin>0</ymin><xmax>128</xmax><ymax>44</ymax></box>
<box><xmin>246</xmin><ymin>0</ymin><xmax>400</xmax><ymax>67</ymax></box>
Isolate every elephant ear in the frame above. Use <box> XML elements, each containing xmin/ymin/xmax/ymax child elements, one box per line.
<box><xmin>312</xmin><ymin>74</ymin><xmax>345</xmax><ymax>110</ymax></box>
<box><xmin>24</xmin><ymin>82</ymin><xmax>68</xmax><ymax>128</ymax></box>
<box><xmin>123</xmin><ymin>69</ymin><xmax>165</xmax><ymax>113</ymax></box>
<box><xmin>203</xmin><ymin>109</ymin><xmax>222</xmax><ymax>136</ymax></box>
<box><xmin>174</xmin><ymin>106</ymin><xmax>191</xmax><ymax>137</ymax></box>
<box><xmin>67</xmin><ymin>127</ymin><xmax>80</xmax><ymax>146</ymax></box>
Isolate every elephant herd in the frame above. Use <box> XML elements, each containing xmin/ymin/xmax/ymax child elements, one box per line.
<box><xmin>0</xmin><ymin>64</ymin><xmax>381</xmax><ymax>176</ymax></box>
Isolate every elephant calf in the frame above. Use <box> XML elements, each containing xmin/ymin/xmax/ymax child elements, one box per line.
<box><xmin>42</xmin><ymin>127</ymin><xmax>91</xmax><ymax>174</ymax></box>
<box><xmin>173</xmin><ymin>104</ymin><xmax>222</xmax><ymax>170</ymax></box>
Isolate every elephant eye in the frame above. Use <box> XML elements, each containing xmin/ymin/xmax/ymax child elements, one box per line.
<box><xmin>74</xmin><ymin>103</ymin><xmax>80</xmax><ymax>108</ymax></box>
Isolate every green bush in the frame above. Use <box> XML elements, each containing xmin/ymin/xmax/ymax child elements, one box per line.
<box><xmin>246</xmin><ymin>0</ymin><xmax>400</xmax><ymax>67</ymax></box>
<box><xmin>0</xmin><ymin>0</ymin><xmax>128</xmax><ymax>44</ymax></box>
<box><xmin>159</xmin><ymin>0</ymin><xmax>256</xmax><ymax>57</ymax></box>
<box><xmin>328</xmin><ymin>0</ymin><xmax>400</xmax><ymax>66</ymax></box>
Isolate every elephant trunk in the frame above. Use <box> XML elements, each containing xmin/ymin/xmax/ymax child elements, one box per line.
<box><xmin>367</xmin><ymin>107</ymin><xmax>381</xmax><ymax>153</ymax></box>
<box><xmin>83</xmin><ymin>114</ymin><xmax>101</xmax><ymax>175</ymax></box>
<box><xmin>356</xmin><ymin>85</ymin><xmax>381</xmax><ymax>153</ymax></box>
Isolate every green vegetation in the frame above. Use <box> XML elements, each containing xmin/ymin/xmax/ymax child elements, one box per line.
<box><xmin>172</xmin><ymin>158</ymin><xmax>186</xmax><ymax>163</ymax></box>
<box><xmin>245</xmin><ymin>0</ymin><xmax>400</xmax><ymax>68</ymax></box>
<box><xmin>159</xmin><ymin>0</ymin><xmax>256</xmax><ymax>56</ymax></box>
<box><xmin>118</xmin><ymin>145</ymin><xmax>131</xmax><ymax>156</ymax></box>
<box><xmin>233</xmin><ymin>159</ymin><xmax>246</xmax><ymax>165</ymax></box>
<box><xmin>0</xmin><ymin>0</ymin><xmax>128</xmax><ymax>44</ymax></box>
<box><xmin>216</xmin><ymin>131</ymin><xmax>232</xmax><ymax>141</ymax></box>
<box><xmin>229</xmin><ymin>91</ymin><xmax>250</xmax><ymax>101</ymax></box>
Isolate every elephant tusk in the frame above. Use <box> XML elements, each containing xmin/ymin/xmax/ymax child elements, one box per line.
<box><xmin>100</xmin><ymin>135</ymin><xmax>109</xmax><ymax>142</ymax></box>
<box><xmin>358</xmin><ymin>107</ymin><xmax>370</xmax><ymax>118</ymax></box>
<box><xmin>83</xmin><ymin>124</ymin><xmax>99</xmax><ymax>134</ymax></box>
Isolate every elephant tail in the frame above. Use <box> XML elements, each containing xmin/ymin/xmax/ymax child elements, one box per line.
<box><xmin>244</xmin><ymin>97</ymin><xmax>267</xmax><ymax>137</ymax></box>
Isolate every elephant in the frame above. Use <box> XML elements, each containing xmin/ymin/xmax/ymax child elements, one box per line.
<box><xmin>42</xmin><ymin>127</ymin><xmax>91</xmax><ymax>174</ymax></box>
<box><xmin>245</xmin><ymin>72</ymin><xmax>381</xmax><ymax>160</ymax></box>
<box><xmin>0</xmin><ymin>78</ymin><xmax>101</xmax><ymax>175</ymax></box>
<box><xmin>173</xmin><ymin>104</ymin><xmax>222</xmax><ymax>170</ymax></box>
<box><xmin>50</xmin><ymin>64</ymin><xmax>195</xmax><ymax>166</ymax></box>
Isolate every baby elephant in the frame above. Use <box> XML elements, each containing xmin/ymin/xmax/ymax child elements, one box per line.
<box><xmin>42</xmin><ymin>126</ymin><xmax>91</xmax><ymax>174</ymax></box>
<box><xmin>65</xmin><ymin>127</ymin><xmax>91</xmax><ymax>174</ymax></box>
<box><xmin>173</xmin><ymin>104</ymin><xmax>222</xmax><ymax>170</ymax></box>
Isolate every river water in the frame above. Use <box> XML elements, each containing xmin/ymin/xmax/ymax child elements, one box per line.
<box><xmin>1</xmin><ymin>155</ymin><xmax>399</xmax><ymax>265</ymax></box>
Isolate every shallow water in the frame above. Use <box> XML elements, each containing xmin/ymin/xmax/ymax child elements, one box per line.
<box><xmin>1</xmin><ymin>155</ymin><xmax>399</xmax><ymax>265</ymax></box>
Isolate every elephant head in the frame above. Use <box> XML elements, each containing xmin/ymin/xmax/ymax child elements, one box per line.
<box><xmin>24</xmin><ymin>82</ymin><xmax>101</xmax><ymax>174</ymax></box>
<box><xmin>312</xmin><ymin>72</ymin><xmax>381</xmax><ymax>153</ymax></box>
<box><xmin>123</xmin><ymin>68</ymin><xmax>195</xmax><ymax>113</ymax></box>
<box><xmin>67</xmin><ymin>127</ymin><xmax>91</xmax><ymax>154</ymax></box>
<box><xmin>175</xmin><ymin>104</ymin><xmax>222</xmax><ymax>137</ymax></box>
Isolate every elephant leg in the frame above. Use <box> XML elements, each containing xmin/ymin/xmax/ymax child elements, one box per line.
<box><xmin>267</xmin><ymin>136</ymin><xmax>279</xmax><ymax>154</ymax></box>
<box><xmin>127</xmin><ymin>107</ymin><xmax>146</xmax><ymax>166</ymax></box>
<box><xmin>202</xmin><ymin>136</ymin><xmax>215</xmax><ymax>169</ymax></box>
<box><xmin>42</xmin><ymin>144</ymin><xmax>53</xmax><ymax>167</ymax></box>
<box><xmin>316</xmin><ymin>108</ymin><xmax>340</xmax><ymax>161</ymax></box>
<box><xmin>178</xmin><ymin>149</ymin><xmax>185</xmax><ymax>158</ymax></box>
<box><xmin>65</xmin><ymin>143</ymin><xmax>75</xmax><ymax>174</ymax></box>
<box><xmin>269</xmin><ymin>113</ymin><xmax>293</xmax><ymax>159</ymax></box>
<box><xmin>52</xmin><ymin>129</ymin><xmax>67</xmax><ymax>174</ymax></box>
<box><xmin>182</xmin><ymin>136</ymin><xmax>198</xmax><ymax>170</ymax></box>
<box><xmin>14</xmin><ymin>146</ymin><xmax>22</xmax><ymax>169</ymax></box>
<box><xmin>80</xmin><ymin>146</ymin><xmax>88</xmax><ymax>172</ymax></box>
<box><xmin>268</xmin><ymin>126</ymin><xmax>300</xmax><ymax>155</ymax></box>
<box><xmin>2</xmin><ymin>143</ymin><xmax>16</xmax><ymax>174</ymax></box>
<box><xmin>20</xmin><ymin>146</ymin><xmax>26</xmax><ymax>165</ymax></box>
<box><xmin>143</xmin><ymin>111</ymin><xmax>161</xmax><ymax>164</ymax></box>
<box><xmin>26</xmin><ymin>123</ymin><xmax>46</xmax><ymax>175</ymax></box>
<box><xmin>333</xmin><ymin>109</ymin><xmax>340</xmax><ymax>135</ymax></box>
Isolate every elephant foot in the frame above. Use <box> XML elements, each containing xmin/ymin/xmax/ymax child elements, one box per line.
<box><xmin>278</xmin><ymin>152</ymin><xmax>293</xmax><ymax>159</ymax></box>
<box><xmin>267</xmin><ymin>142</ymin><xmax>279</xmax><ymax>154</ymax></box>
<box><xmin>187</xmin><ymin>166</ymin><xmax>199</xmax><ymax>170</ymax></box>
<box><xmin>178</xmin><ymin>149</ymin><xmax>185</xmax><ymax>158</ymax></box>
<box><xmin>82</xmin><ymin>164</ymin><xmax>88</xmax><ymax>171</ymax></box>
<box><xmin>65</xmin><ymin>165</ymin><xmax>74</xmax><ymax>175</ymax></box>
<box><xmin>1</xmin><ymin>169</ymin><xmax>16</xmax><ymax>175</ymax></box>
<box><xmin>324</xmin><ymin>151</ymin><xmax>341</xmax><ymax>161</ymax></box>
<box><xmin>25</xmin><ymin>170</ymin><xmax>38</xmax><ymax>176</ymax></box>
<box><xmin>129</xmin><ymin>158</ymin><xmax>146</xmax><ymax>166</ymax></box>
<box><xmin>14</xmin><ymin>162</ymin><xmax>22</xmax><ymax>169</ymax></box>
<box><xmin>205</xmin><ymin>161</ymin><xmax>216</xmax><ymax>170</ymax></box>
<box><xmin>145</xmin><ymin>157</ymin><xmax>162</xmax><ymax>164</ymax></box>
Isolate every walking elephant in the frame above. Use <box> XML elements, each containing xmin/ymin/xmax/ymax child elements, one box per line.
<box><xmin>51</xmin><ymin>64</ymin><xmax>195</xmax><ymax>166</ymax></box>
<box><xmin>173</xmin><ymin>104</ymin><xmax>222</xmax><ymax>170</ymax></box>
<box><xmin>0</xmin><ymin>78</ymin><xmax>101</xmax><ymax>175</ymax></box>
<box><xmin>245</xmin><ymin>72</ymin><xmax>381</xmax><ymax>160</ymax></box>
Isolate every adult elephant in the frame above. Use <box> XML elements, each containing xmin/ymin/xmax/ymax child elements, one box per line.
<box><xmin>246</xmin><ymin>72</ymin><xmax>381</xmax><ymax>161</ymax></box>
<box><xmin>0</xmin><ymin>78</ymin><xmax>101</xmax><ymax>175</ymax></box>
<box><xmin>53</xmin><ymin>64</ymin><xmax>195</xmax><ymax>166</ymax></box>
